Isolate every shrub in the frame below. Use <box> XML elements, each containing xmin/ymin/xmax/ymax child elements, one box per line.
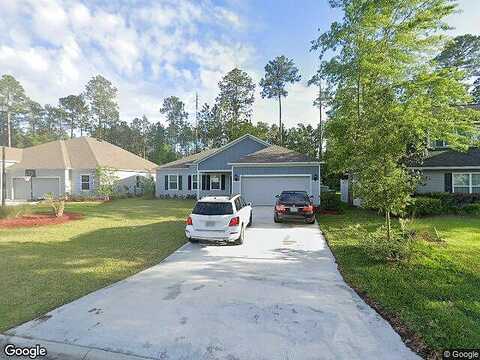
<box><xmin>0</xmin><ymin>204</ymin><xmax>33</xmax><ymax>219</ymax></box>
<box><xmin>348</xmin><ymin>224</ymin><xmax>414</xmax><ymax>261</ymax></box>
<box><xmin>406</xmin><ymin>197</ymin><xmax>444</xmax><ymax>217</ymax></box>
<box><xmin>95</xmin><ymin>166</ymin><xmax>120</xmax><ymax>200</ymax></box>
<box><xmin>462</xmin><ymin>203</ymin><xmax>480</xmax><ymax>216</ymax></box>
<box><xmin>418</xmin><ymin>192</ymin><xmax>480</xmax><ymax>209</ymax></box>
<box><xmin>140</xmin><ymin>177</ymin><xmax>156</xmax><ymax>199</ymax></box>
<box><xmin>321</xmin><ymin>192</ymin><xmax>344</xmax><ymax>212</ymax></box>
<box><xmin>42</xmin><ymin>193</ymin><xmax>66</xmax><ymax>217</ymax></box>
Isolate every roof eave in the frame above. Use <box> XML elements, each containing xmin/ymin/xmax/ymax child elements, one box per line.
<box><xmin>229</xmin><ymin>161</ymin><xmax>323</xmax><ymax>166</ymax></box>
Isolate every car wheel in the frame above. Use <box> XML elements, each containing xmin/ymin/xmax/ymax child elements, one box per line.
<box><xmin>247</xmin><ymin>212</ymin><xmax>252</xmax><ymax>227</ymax></box>
<box><xmin>189</xmin><ymin>238</ymin><xmax>199</xmax><ymax>243</ymax></box>
<box><xmin>274</xmin><ymin>214</ymin><xmax>281</xmax><ymax>223</ymax></box>
<box><xmin>306</xmin><ymin>217</ymin><xmax>316</xmax><ymax>224</ymax></box>
<box><xmin>236</xmin><ymin>226</ymin><xmax>244</xmax><ymax>245</ymax></box>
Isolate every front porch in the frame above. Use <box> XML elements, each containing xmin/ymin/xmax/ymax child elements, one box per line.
<box><xmin>197</xmin><ymin>171</ymin><xmax>232</xmax><ymax>198</ymax></box>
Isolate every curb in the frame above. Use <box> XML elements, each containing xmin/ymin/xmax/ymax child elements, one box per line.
<box><xmin>0</xmin><ymin>334</ymin><xmax>155</xmax><ymax>360</ymax></box>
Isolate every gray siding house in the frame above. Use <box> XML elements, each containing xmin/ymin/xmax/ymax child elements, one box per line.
<box><xmin>2</xmin><ymin>137</ymin><xmax>157</xmax><ymax>201</ymax></box>
<box><xmin>156</xmin><ymin>134</ymin><xmax>322</xmax><ymax>206</ymax></box>
<box><xmin>413</xmin><ymin>147</ymin><xmax>480</xmax><ymax>194</ymax></box>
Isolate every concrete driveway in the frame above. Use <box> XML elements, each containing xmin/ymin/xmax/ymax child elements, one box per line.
<box><xmin>4</xmin><ymin>207</ymin><xmax>418</xmax><ymax>360</ymax></box>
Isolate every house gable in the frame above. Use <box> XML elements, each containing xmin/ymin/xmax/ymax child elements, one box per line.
<box><xmin>197</xmin><ymin>135</ymin><xmax>269</xmax><ymax>171</ymax></box>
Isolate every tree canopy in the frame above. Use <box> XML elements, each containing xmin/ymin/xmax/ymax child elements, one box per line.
<box><xmin>313</xmin><ymin>0</ymin><xmax>478</xmax><ymax>238</ymax></box>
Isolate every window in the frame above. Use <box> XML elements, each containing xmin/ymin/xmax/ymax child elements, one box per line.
<box><xmin>81</xmin><ymin>175</ymin><xmax>90</xmax><ymax>191</ymax></box>
<box><xmin>473</xmin><ymin>174</ymin><xmax>480</xmax><ymax>193</ymax></box>
<box><xmin>433</xmin><ymin>140</ymin><xmax>448</xmax><ymax>148</ymax></box>
<box><xmin>453</xmin><ymin>173</ymin><xmax>480</xmax><ymax>194</ymax></box>
<box><xmin>210</xmin><ymin>175</ymin><xmax>220</xmax><ymax>190</ymax></box>
<box><xmin>234</xmin><ymin>198</ymin><xmax>242</xmax><ymax>211</ymax></box>
<box><xmin>279</xmin><ymin>191</ymin><xmax>310</xmax><ymax>203</ymax></box>
<box><xmin>192</xmin><ymin>202</ymin><xmax>233</xmax><ymax>215</ymax></box>
<box><xmin>192</xmin><ymin>174</ymin><xmax>198</xmax><ymax>190</ymax></box>
<box><xmin>168</xmin><ymin>175</ymin><xmax>178</xmax><ymax>190</ymax></box>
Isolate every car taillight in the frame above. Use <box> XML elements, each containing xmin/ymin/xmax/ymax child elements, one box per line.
<box><xmin>186</xmin><ymin>216</ymin><xmax>193</xmax><ymax>225</ymax></box>
<box><xmin>303</xmin><ymin>205</ymin><xmax>314</xmax><ymax>213</ymax></box>
<box><xmin>275</xmin><ymin>205</ymin><xmax>286</xmax><ymax>212</ymax></box>
<box><xmin>229</xmin><ymin>216</ymin><xmax>240</xmax><ymax>226</ymax></box>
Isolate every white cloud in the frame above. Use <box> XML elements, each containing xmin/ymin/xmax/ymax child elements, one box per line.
<box><xmin>446</xmin><ymin>0</ymin><xmax>480</xmax><ymax>35</ymax></box>
<box><xmin>0</xmin><ymin>0</ymin><xmax>321</xmax><ymax>131</ymax></box>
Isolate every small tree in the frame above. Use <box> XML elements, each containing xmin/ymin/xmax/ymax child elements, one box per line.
<box><xmin>95</xmin><ymin>166</ymin><xmax>119</xmax><ymax>199</ymax></box>
<box><xmin>43</xmin><ymin>193</ymin><xmax>65</xmax><ymax>217</ymax></box>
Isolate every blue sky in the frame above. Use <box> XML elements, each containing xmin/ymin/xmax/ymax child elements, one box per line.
<box><xmin>0</xmin><ymin>0</ymin><xmax>478</xmax><ymax>128</ymax></box>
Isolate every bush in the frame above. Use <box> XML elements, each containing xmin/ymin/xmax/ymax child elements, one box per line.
<box><xmin>418</xmin><ymin>192</ymin><xmax>480</xmax><ymax>210</ymax></box>
<box><xmin>140</xmin><ymin>177</ymin><xmax>156</xmax><ymax>199</ymax></box>
<box><xmin>348</xmin><ymin>224</ymin><xmax>414</xmax><ymax>261</ymax></box>
<box><xmin>321</xmin><ymin>192</ymin><xmax>344</xmax><ymax>212</ymax></box>
<box><xmin>42</xmin><ymin>193</ymin><xmax>65</xmax><ymax>217</ymax></box>
<box><xmin>406</xmin><ymin>197</ymin><xmax>444</xmax><ymax>217</ymax></box>
<box><xmin>462</xmin><ymin>203</ymin><xmax>480</xmax><ymax>216</ymax></box>
<box><xmin>0</xmin><ymin>204</ymin><xmax>33</xmax><ymax>219</ymax></box>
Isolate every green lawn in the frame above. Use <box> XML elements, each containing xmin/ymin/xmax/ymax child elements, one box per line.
<box><xmin>318</xmin><ymin>209</ymin><xmax>480</xmax><ymax>354</ymax></box>
<box><xmin>0</xmin><ymin>198</ymin><xmax>194</xmax><ymax>332</ymax></box>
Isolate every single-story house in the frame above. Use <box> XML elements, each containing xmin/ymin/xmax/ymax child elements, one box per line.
<box><xmin>413</xmin><ymin>147</ymin><xmax>480</xmax><ymax>194</ymax></box>
<box><xmin>156</xmin><ymin>134</ymin><xmax>322</xmax><ymax>206</ymax></box>
<box><xmin>1</xmin><ymin>137</ymin><xmax>157</xmax><ymax>201</ymax></box>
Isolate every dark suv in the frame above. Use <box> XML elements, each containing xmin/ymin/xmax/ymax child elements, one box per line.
<box><xmin>274</xmin><ymin>191</ymin><xmax>315</xmax><ymax>224</ymax></box>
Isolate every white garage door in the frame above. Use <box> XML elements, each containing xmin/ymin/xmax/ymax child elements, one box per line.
<box><xmin>241</xmin><ymin>176</ymin><xmax>310</xmax><ymax>206</ymax></box>
<box><xmin>32</xmin><ymin>178</ymin><xmax>60</xmax><ymax>199</ymax></box>
<box><xmin>13</xmin><ymin>178</ymin><xmax>28</xmax><ymax>200</ymax></box>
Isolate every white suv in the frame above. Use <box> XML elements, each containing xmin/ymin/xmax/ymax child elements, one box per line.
<box><xmin>185</xmin><ymin>195</ymin><xmax>253</xmax><ymax>245</ymax></box>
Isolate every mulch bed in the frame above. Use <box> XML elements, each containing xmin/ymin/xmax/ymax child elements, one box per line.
<box><xmin>0</xmin><ymin>212</ymin><xmax>83</xmax><ymax>228</ymax></box>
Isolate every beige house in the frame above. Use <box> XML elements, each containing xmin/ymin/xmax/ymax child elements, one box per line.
<box><xmin>1</xmin><ymin>137</ymin><xmax>157</xmax><ymax>201</ymax></box>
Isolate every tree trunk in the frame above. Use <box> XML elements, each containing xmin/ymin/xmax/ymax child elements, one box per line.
<box><xmin>70</xmin><ymin>119</ymin><xmax>74</xmax><ymax>138</ymax></box>
<box><xmin>278</xmin><ymin>95</ymin><xmax>283</xmax><ymax>145</ymax></box>
<box><xmin>7</xmin><ymin>110</ymin><xmax>11</xmax><ymax>147</ymax></box>
<box><xmin>385</xmin><ymin>211</ymin><xmax>392</xmax><ymax>241</ymax></box>
<box><xmin>318</xmin><ymin>80</ymin><xmax>323</xmax><ymax>161</ymax></box>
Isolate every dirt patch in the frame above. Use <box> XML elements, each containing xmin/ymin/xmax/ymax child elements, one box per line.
<box><xmin>0</xmin><ymin>212</ymin><xmax>83</xmax><ymax>228</ymax></box>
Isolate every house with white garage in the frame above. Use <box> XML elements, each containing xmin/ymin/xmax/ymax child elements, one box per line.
<box><xmin>3</xmin><ymin>137</ymin><xmax>157</xmax><ymax>201</ymax></box>
<box><xmin>156</xmin><ymin>134</ymin><xmax>322</xmax><ymax>206</ymax></box>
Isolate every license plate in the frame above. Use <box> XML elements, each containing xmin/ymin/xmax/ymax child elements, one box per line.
<box><xmin>206</xmin><ymin>221</ymin><xmax>215</xmax><ymax>227</ymax></box>
<box><xmin>290</xmin><ymin>207</ymin><xmax>297</xmax><ymax>213</ymax></box>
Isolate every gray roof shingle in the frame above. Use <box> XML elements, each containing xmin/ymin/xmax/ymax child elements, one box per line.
<box><xmin>157</xmin><ymin>147</ymin><xmax>219</xmax><ymax>169</ymax></box>
<box><xmin>416</xmin><ymin>148</ymin><xmax>480</xmax><ymax>168</ymax></box>
<box><xmin>232</xmin><ymin>145</ymin><xmax>318</xmax><ymax>164</ymax></box>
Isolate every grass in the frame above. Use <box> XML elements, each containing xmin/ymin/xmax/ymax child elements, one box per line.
<box><xmin>0</xmin><ymin>198</ymin><xmax>194</xmax><ymax>332</ymax></box>
<box><xmin>318</xmin><ymin>209</ymin><xmax>480</xmax><ymax>353</ymax></box>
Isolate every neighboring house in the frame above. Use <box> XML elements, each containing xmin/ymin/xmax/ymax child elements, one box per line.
<box><xmin>156</xmin><ymin>134</ymin><xmax>322</xmax><ymax>206</ymax></box>
<box><xmin>3</xmin><ymin>137</ymin><xmax>157</xmax><ymax>201</ymax></box>
<box><xmin>412</xmin><ymin>104</ymin><xmax>480</xmax><ymax>194</ymax></box>
<box><xmin>0</xmin><ymin>147</ymin><xmax>23</xmax><ymax>202</ymax></box>
<box><xmin>413</xmin><ymin>147</ymin><xmax>480</xmax><ymax>194</ymax></box>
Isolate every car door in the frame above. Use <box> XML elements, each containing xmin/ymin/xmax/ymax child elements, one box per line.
<box><xmin>236</xmin><ymin>197</ymin><xmax>249</xmax><ymax>226</ymax></box>
<box><xmin>240</xmin><ymin>196</ymin><xmax>252</xmax><ymax>223</ymax></box>
<box><xmin>234</xmin><ymin>197</ymin><xmax>246</xmax><ymax>226</ymax></box>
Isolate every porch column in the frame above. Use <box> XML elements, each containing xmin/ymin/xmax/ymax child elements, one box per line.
<box><xmin>197</xmin><ymin>169</ymin><xmax>200</xmax><ymax>199</ymax></box>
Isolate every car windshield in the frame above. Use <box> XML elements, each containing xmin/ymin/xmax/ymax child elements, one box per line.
<box><xmin>279</xmin><ymin>192</ymin><xmax>309</xmax><ymax>203</ymax></box>
<box><xmin>193</xmin><ymin>202</ymin><xmax>233</xmax><ymax>215</ymax></box>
